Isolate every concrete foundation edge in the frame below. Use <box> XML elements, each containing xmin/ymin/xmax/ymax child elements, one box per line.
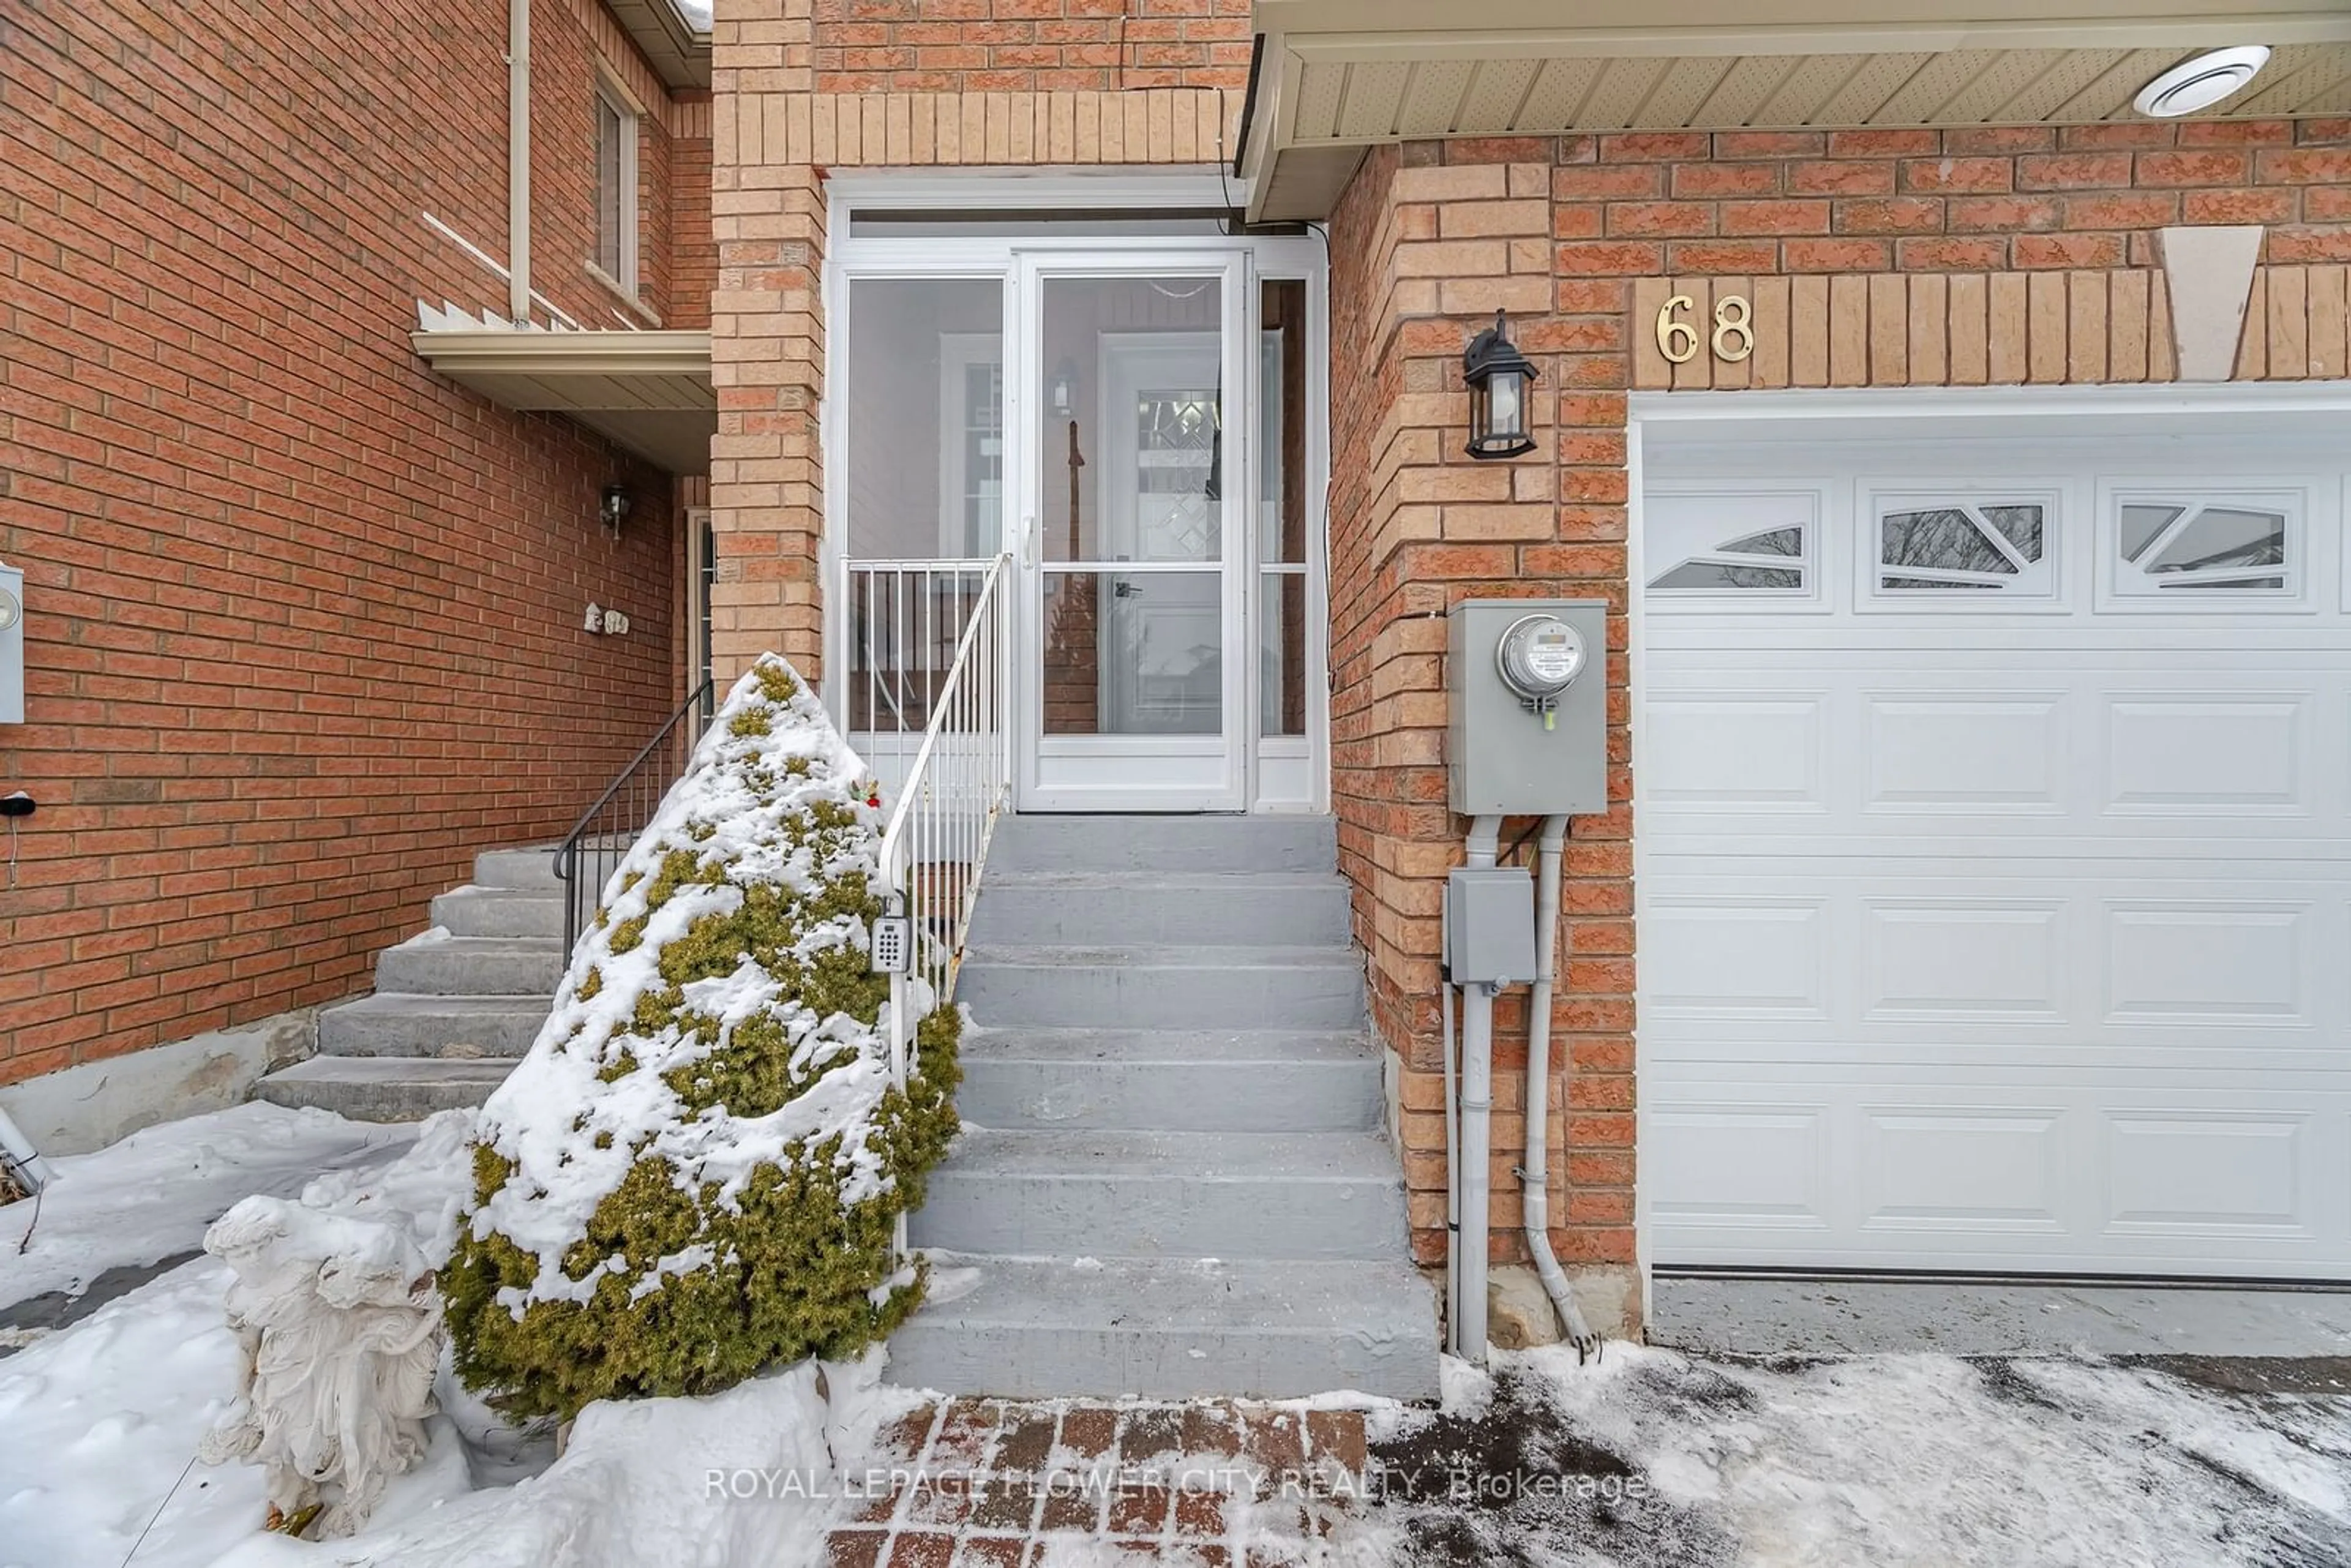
<box><xmin>0</xmin><ymin>1009</ymin><xmax>317</xmax><ymax>1157</ymax></box>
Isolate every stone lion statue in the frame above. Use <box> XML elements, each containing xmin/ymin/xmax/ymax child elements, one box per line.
<box><xmin>199</xmin><ymin>1195</ymin><xmax>444</xmax><ymax>1537</ymax></box>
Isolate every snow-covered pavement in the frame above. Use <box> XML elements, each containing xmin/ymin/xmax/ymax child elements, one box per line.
<box><xmin>6</xmin><ymin>1103</ymin><xmax>2351</xmax><ymax>1568</ymax></box>
<box><xmin>1374</xmin><ymin>1346</ymin><xmax>2351</xmax><ymax>1566</ymax></box>
<box><xmin>1</xmin><ymin>1103</ymin><xmax>411</xmax><ymax>1319</ymax></box>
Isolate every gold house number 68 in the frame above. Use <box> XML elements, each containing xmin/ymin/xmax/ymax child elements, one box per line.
<box><xmin>1656</xmin><ymin>293</ymin><xmax>1755</xmax><ymax>365</ymax></box>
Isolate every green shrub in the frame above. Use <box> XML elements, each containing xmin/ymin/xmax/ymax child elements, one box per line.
<box><xmin>441</xmin><ymin>656</ymin><xmax>960</xmax><ymax>1420</ymax></box>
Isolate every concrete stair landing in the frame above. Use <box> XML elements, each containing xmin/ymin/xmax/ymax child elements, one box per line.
<box><xmin>890</xmin><ymin>813</ymin><xmax>1439</xmax><ymax>1402</ymax></box>
<box><xmin>252</xmin><ymin>847</ymin><xmax>560</xmax><ymax>1120</ymax></box>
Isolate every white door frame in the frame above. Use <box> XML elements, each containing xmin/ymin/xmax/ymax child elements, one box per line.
<box><xmin>1627</xmin><ymin>379</ymin><xmax>2351</xmax><ymax>1311</ymax></box>
<box><xmin>821</xmin><ymin>173</ymin><xmax>1331</xmax><ymax>814</ymax></box>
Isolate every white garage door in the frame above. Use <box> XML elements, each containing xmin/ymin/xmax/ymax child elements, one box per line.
<box><xmin>1638</xmin><ymin>415</ymin><xmax>2351</xmax><ymax>1278</ymax></box>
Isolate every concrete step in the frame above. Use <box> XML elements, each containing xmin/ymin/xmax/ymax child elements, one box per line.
<box><xmin>251</xmin><ymin>1056</ymin><xmax>513</xmax><ymax>1121</ymax></box>
<box><xmin>430</xmin><ymin>885</ymin><xmax>566</xmax><ymax>939</ymax></box>
<box><xmin>908</xmin><ymin>1128</ymin><xmax>1408</xmax><ymax>1261</ymax></box>
<box><xmin>958</xmin><ymin>944</ymin><xmax>1363</xmax><ymax>1030</ymax></box>
<box><xmin>317</xmin><ymin>993</ymin><xmax>552</xmax><ymax>1058</ymax></box>
<box><xmin>473</xmin><ymin>846</ymin><xmax>563</xmax><ymax>891</ymax></box>
<box><xmin>957</xmin><ymin>1028</ymin><xmax>1382</xmax><ymax>1133</ymax></box>
<box><xmin>969</xmin><ymin>871</ymin><xmax>1351</xmax><ymax>948</ymax></box>
<box><xmin>375</xmin><ymin>932</ymin><xmax>564</xmax><ymax>997</ymax></box>
<box><xmin>889</xmin><ymin>1254</ymin><xmax>1441</xmax><ymax>1400</ymax></box>
<box><xmin>986</xmin><ymin>814</ymin><xmax>1337</xmax><ymax>876</ymax></box>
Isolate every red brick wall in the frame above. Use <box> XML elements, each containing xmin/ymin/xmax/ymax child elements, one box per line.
<box><xmin>812</xmin><ymin>0</ymin><xmax>1251</xmax><ymax>95</ymax></box>
<box><xmin>670</xmin><ymin>94</ymin><xmax>717</xmax><ymax>331</ymax></box>
<box><xmin>1327</xmin><ymin>118</ymin><xmax>2351</xmax><ymax>1290</ymax></box>
<box><xmin>528</xmin><ymin>0</ymin><xmax>709</xmax><ymax>326</ymax></box>
<box><xmin>0</xmin><ymin>0</ymin><xmax>695</xmax><ymax>1086</ymax></box>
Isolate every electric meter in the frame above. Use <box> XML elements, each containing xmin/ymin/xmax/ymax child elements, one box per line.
<box><xmin>1449</xmin><ymin>599</ymin><xmax>1607</xmax><ymax>814</ymax></box>
<box><xmin>1495</xmin><ymin>613</ymin><xmax>1586</xmax><ymax>710</ymax></box>
<box><xmin>0</xmin><ymin>585</ymin><xmax>18</xmax><ymax>632</ymax></box>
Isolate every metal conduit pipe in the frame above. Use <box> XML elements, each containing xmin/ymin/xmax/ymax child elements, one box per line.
<box><xmin>1440</xmin><ymin>943</ymin><xmax>1460</xmax><ymax>1349</ymax></box>
<box><xmin>1523</xmin><ymin>813</ymin><xmax>1599</xmax><ymax>1356</ymax></box>
<box><xmin>1452</xmin><ymin>812</ymin><xmax>1503</xmax><ymax>1362</ymax></box>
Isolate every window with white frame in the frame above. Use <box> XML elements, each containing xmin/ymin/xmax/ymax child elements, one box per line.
<box><xmin>1646</xmin><ymin>490</ymin><xmax>1815</xmax><ymax>595</ymax></box>
<box><xmin>1870</xmin><ymin>497</ymin><xmax>2056</xmax><ymax>598</ymax></box>
<box><xmin>594</xmin><ymin>79</ymin><xmax>639</xmax><ymax>292</ymax></box>
<box><xmin>2113</xmin><ymin>495</ymin><xmax>2295</xmax><ymax>596</ymax></box>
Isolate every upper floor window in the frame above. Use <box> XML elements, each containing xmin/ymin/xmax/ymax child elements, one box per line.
<box><xmin>594</xmin><ymin>78</ymin><xmax>639</xmax><ymax>293</ymax></box>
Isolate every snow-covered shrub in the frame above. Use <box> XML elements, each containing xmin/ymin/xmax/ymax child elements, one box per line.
<box><xmin>441</xmin><ymin>656</ymin><xmax>960</xmax><ymax>1420</ymax></box>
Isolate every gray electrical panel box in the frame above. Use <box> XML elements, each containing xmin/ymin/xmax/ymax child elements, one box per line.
<box><xmin>1447</xmin><ymin>598</ymin><xmax>1607</xmax><ymax>816</ymax></box>
<box><xmin>0</xmin><ymin>560</ymin><xmax>21</xmax><ymax>725</ymax></box>
<box><xmin>1446</xmin><ymin>867</ymin><xmax>1538</xmax><ymax>986</ymax></box>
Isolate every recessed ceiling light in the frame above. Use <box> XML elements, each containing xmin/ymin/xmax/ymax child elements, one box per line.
<box><xmin>2134</xmin><ymin>46</ymin><xmax>2271</xmax><ymax>118</ymax></box>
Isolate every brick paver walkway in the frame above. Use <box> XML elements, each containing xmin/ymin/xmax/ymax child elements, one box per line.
<box><xmin>825</xmin><ymin>1396</ymin><xmax>1374</xmax><ymax>1566</ymax></box>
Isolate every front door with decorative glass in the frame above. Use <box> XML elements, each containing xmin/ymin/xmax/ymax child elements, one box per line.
<box><xmin>829</xmin><ymin>208</ymin><xmax>1325</xmax><ymax>813</ymax></box>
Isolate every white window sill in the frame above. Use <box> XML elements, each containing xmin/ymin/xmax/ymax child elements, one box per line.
<box><xmin>585</xmin><ymin>260</ymin><xmax>662</xmax><ymax>328</ymax></box>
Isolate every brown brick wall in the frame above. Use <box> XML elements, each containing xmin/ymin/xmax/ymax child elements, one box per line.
<box><xmin>812</xmin><ymin>0</ymin><xmax>1251</xmax><ymax>96</ymax></box>
<box><xmin>1328</xmin><ymin>118</ymin><xmax>2351</xmax><ymax>1285</ymax></box>
<box><xmin>0</xmin><ymin>0</ymin><xmax>697</xmax><ymax>1086</ymax></box>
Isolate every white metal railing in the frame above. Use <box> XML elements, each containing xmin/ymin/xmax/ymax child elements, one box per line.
<box><xmin>873</xmin><ymin>552</ymin><xmax>1012</xmax><ymax>1099</ymax></box>
<box><xmin>846</xmin><ymin>559</ymin><xmax>1002</xmax><ymax>802</ymax></box>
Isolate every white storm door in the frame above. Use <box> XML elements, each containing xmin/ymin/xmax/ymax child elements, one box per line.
<box><xmin>1014</xmin><ymin>254</ymin><xmax>1247</xmax><ymax>811</ymax></box>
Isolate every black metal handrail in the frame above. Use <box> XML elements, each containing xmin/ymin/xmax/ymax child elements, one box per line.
<box><xmin>555</xmin><ymin>677</ymin><xmax>715</xmax><ymax>958</ymax></box>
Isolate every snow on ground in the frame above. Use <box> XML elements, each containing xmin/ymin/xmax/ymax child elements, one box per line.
<box><xmin>14</xmin><ymin>1106</ymin><xmax>2351</xmax><ymax>1567</ymax></box>
<box><xmin>1</xmin><ymin>1105</ymin><xmax>915</xmax><ymax>1568</ymax></box>
<box><xmin>1</xmin><ymin>1103</ymin><xmax>411</xmax><ymax>1315</ymax></box>
<box><xmin>1373</xmin><ymin>1344</ymin><xmax>2351</xmax><ymax>1567</ymax></box>
<box><xmin>0</xmin><ymin>1249</ymin><xmax>900</xmax><ymax>1568</ymax></box>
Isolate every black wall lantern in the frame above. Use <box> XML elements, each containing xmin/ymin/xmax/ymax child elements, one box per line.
<box><xmin>1462</xmin><ymin>309</ymin><xmax>1537</xmax><ymax>460</ymax></box>
<box><xmin>600</xmin><ymin>484</ymin><xmax>633</xmax><ymax>533</ymax></box>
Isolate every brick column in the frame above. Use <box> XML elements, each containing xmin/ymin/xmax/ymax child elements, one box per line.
<box><xmin>1329</xmin><ymin>140</ymin><xmax>1640</xmax><ymax>1322</ymax></box>
<box><xmin>708</xmin><ymin>0</ymin><xmax>825</xmax><ymax>683</ymax></box>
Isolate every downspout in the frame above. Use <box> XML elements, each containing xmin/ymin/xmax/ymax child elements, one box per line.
<box><xmin>1524</xmin><ymin>814</ymin><xmax>1599</xmax><ymax>1356</ymax></box>
<box><xmin>1453</xmin><ymin>812</ymin><xmax>1502</xmax><ymax>1363</ymax></box>
<box><xmin>507</xmin><ymin>0</ymin><xmax>532</xmax><ymax>325</ymax></box>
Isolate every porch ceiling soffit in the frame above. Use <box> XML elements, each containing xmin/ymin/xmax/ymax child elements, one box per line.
<box><xmin>410</xmin><ymin>311</ymin><xmax>716</xmax><ymax>475</ymax></box>
<box><xmin>607</xmin><ymin>0</ymin><xmax>711</xmax><ymax>92</ymax></box>
<box><xmin>1242</xmin><ymin>0</ymin><xmax>2351</xmax><ymax>220</ymax></box>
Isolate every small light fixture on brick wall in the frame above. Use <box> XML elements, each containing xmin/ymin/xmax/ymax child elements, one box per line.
<box><xmin>1462</xmin><ymin>309</ymin><xmax>1537</xmax><ymax>461</ymax></box>
<box><xmin>600</xmin><ymin>484</ymin><xmax>633</xmax><ymax>535</ymax></box>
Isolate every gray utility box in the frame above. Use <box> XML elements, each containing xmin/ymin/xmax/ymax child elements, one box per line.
<box><xmin>1446</xmin><ymin>867</ymin><xmax>1538</xmax><ymax>987</ymax></box>
<box><xmin>1447</xmin><ymin>598</ymin><xmax>1608</xmax><ymax>816</ymax></box>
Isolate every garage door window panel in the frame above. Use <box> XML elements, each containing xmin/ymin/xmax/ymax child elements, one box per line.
<box><xmin>1646</xmin><ymin>489</ymin><xmax>1821</xmax><ymax>602</ymax></box>
<box><xmin>1869</xmin><ymin>494</ymin><xmax>2058</xmax><ymax>601</ymax></box>
<box><xmin>2104</xmin><ymin>488</ymin><xmax>2307</xmax><ymax>606</ymax></box>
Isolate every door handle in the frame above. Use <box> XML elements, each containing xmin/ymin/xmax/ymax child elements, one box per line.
<box><xmin>1114</xmin><ymin>579</ymin><xmax>1142</xmax><ymax>598</ymax></box>
<box><xmin>1020</xmin><ymin>514</ymin><xmax>1037</xmax><ymax>568</ymax></box>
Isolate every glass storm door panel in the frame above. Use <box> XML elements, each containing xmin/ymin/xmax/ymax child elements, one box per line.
<box><xmin>1018</xmin><ymin>258</ymin><xmax>1247</xmax><ymax>811</ymax></box>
